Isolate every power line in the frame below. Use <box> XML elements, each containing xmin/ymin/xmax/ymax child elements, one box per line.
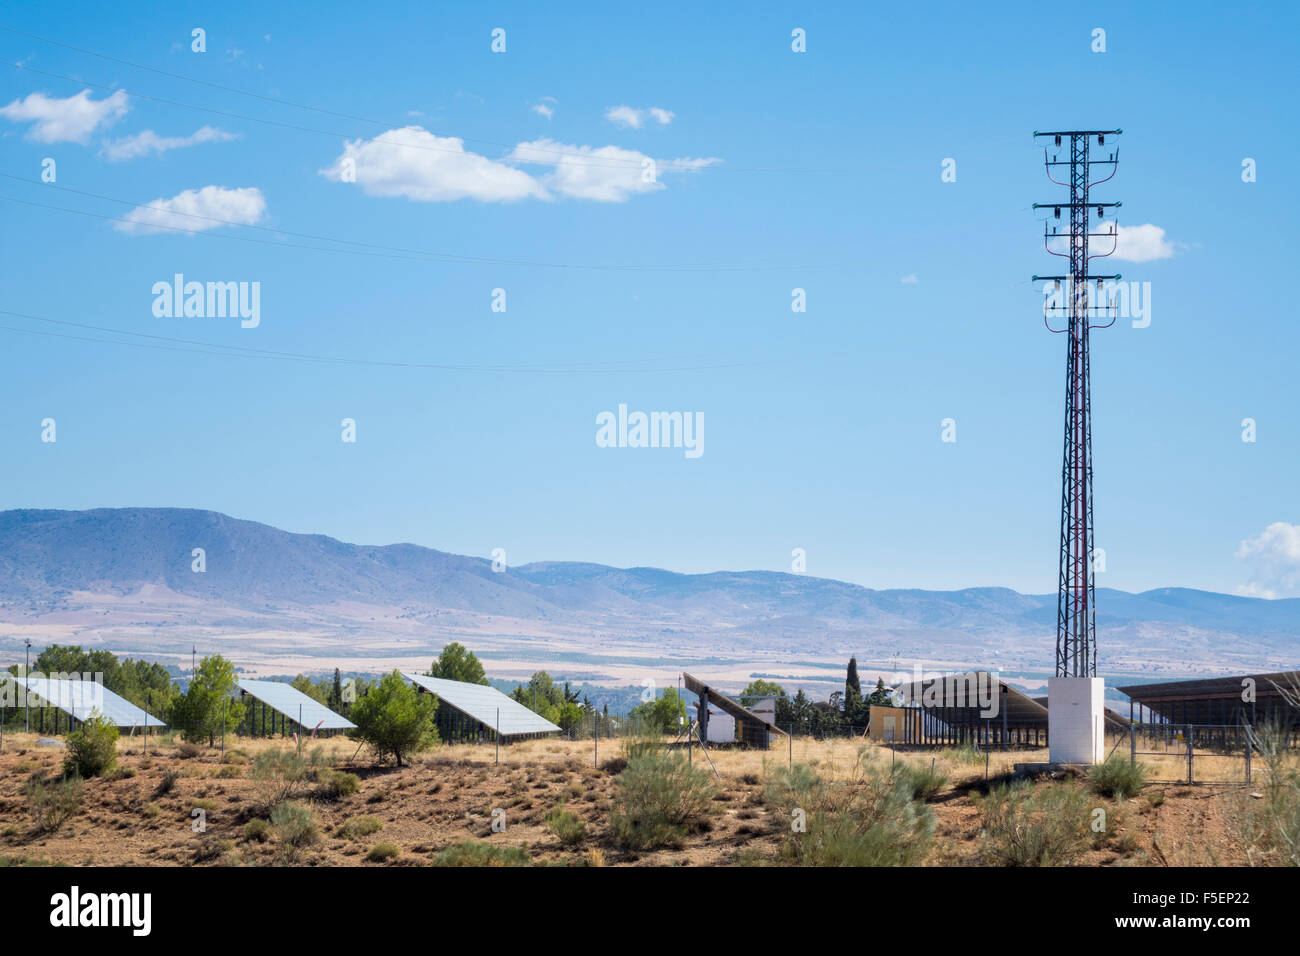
<box><xmin>0</xmin><ymin>306</ymin><xmax>761</xmax><ymax>373</ymax></box>
<box><xmin>0</xmin><ymin>173</ymin><xmax>839</xmax><ymax>272</ymax></box>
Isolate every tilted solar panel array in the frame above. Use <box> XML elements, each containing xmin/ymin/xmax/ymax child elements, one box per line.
<box><xmin>402</xmin><ymin>673</ymin><xmax>560</xmax><ymax>736</ymax></box>
<box><xmin>13</xmin><ymin>677</ymin><xmax>164</xmax><ymax>728</ymax></box>
<box><xmin>237</xmin><ymin>679</ymin><xmax>356</xmax><ymax>730</ymax></box>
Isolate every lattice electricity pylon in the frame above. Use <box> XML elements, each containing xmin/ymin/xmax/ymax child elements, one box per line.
<box><xmin>1031</xmin><ymin>128</ymin><xmax>1122</xmax><ymax>678</ymax></box>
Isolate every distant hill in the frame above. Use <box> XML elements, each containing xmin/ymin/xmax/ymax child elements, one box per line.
<box><xmin>0</xmin><ymin>508</ymin><xmax>1296</xmax><ymax>678</ymax></box>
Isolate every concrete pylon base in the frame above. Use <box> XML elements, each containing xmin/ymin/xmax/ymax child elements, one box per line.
<box><xmin>1048</xmin><ymin>676</ymin><xmax>1106</xmax><ymax>765</ymax></box>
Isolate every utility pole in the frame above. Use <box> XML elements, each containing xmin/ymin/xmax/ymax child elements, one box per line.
<box><xmin>1032</xmin><ymin>128</ymin><xmax>1122</xmax><ymax>678</ymax></box>
<box><xmin>24</xmin><ymin>639</ymin><xmax>31</xmax><ymax>733</ymax></box>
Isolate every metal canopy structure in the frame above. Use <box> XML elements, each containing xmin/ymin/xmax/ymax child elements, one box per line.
<box><xmin>402</xmin><ymin>673</ymin><xmax>560</xmax><ymax>737</ymax></box>
<box><xmin>682</xmin><ymin>672</ymin><xmax>786</xmax><ymax>748</ymax></box>
<box><xmin>1117</xmin><ymin>671</ymin><xmax>1300</xmax><ymax>727</ymax></box>
<box><xmin>11</xmin><ymin>676</ymin><xmax>163</xmax><ymax>729</ymax></box>
<box><xmin>889</xmin><ymin>671</ymin><xmax>1050</xmax><ymax>747</ymax></box>
<box><xmin>237</xmin><ymin>679</ymin><xmax>356</xmax><ymax>731</ymax></box>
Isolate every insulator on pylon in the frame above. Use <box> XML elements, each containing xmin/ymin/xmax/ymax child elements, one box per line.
<box><xmin>1054</xmin><ymin>135</ymin><xmax>1061</xmax><ymax>146</ymax></box>
<box><xmin>1097</xmin><ymin>206</ymin><xmax>1104</xmax><ymax>218</ymax></box>
<box><xmin>1054</xmin><ymin>206</ymin><xmax>1061</xmax><ymax>219</ymax></box>
<box><xmin>1098</xmin><ymin>134</ymin><xmax>1105</xmax><ymax>145</ymax></box>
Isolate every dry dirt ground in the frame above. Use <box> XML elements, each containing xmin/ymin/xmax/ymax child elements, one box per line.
<box><xmin>0</xmin><ymin>732</ymin><xmax>1263</xmax><ymax>867</ymax></box>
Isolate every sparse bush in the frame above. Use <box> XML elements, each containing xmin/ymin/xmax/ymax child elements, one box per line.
<box><xmin>270</xmin><ymin>801</ymin><xmax>319</xmax><ymax>848</ymax></box>
<box><xmin>1089</xmin><ymin>756</ymin><xmax>1148</xmax><ymax>799</ymax></box>
<box><xmin>976</xmin><ymin>781</ymin><xmax>1091</xmax><ymax>866</ymax></box>
<box><xmin>216</xmin><ymin>764</ymin><xmax>243</xmax><ymax>779</ymax></box>
<box><xmin>765</xmin><ymin>759</ymin><xmax>934</xmax><ymax>866</ymax></box>
<box><xmin>317</xmin><ymin>770</ymin><xmax>360</xmax><ymax>800</ymax></box>
<box><xmin>153</xmin><ymin>769</ymin><xmax>179</xmax><ymax>797</ymax></box>
<box><xmin>189</xmin><ymin>797</ymin><xmax>218</xmax><ymax>813</ymax></box>
<box><xmin>610</xmin><ymin>752</ymin><xmax>717</xmax><ymax>850</ymax></box>
<box><xmin>63</xmin><ymin>714</ymin><xmax>119</xmax><ymax>778</ymax></box>
<box><xmin>336</xmin><ymin>815</ymin><xmax>384</xmax><ymax>840</ymax></box>
<box><xmin>433</xmin><ymin>841</ymin><xmax>530</xmax><ymax>867</ymax></box>
<box><xmin>893</xmin><ymin>761</ymin><xmax>948</xmax><ymax>801</ymax></box>
<box><xmin>599</xmin><ymin>756</ymin><xmax>628</xmax><ymax>775</ymax></box>
<box><xmin>544</xmin><ymin>804</ymin><xmax>586</xmax><ymax>845</ymax></box>
<box><xmin>366</xmin><ymin>842</ymin><xmax>400</xmax><ymax>862</ymax></box>
<box><xmin>620</xmin><ymin>734</ymin><xmax>664</xmax><ymax>762</ymax></box>
<box><xmin>244</xmin><ymin>818</ymin><xmax>271</xmax><ymax>843</ymax></box>
<box><xmin>26</xmin><ymin>774</ymin><xmax>83</xmax><ymax>833</ymax></box>
<box><xmin>250</xmin><ymin>748</ymin><xmax>308</xmax><ymax>806</ymax></box>
<box><xmin>176</xmin><ymin>741</ymin><xmax>201</xmax><ymax>760</ymax></box>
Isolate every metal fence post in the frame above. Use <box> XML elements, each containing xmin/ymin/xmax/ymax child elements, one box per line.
<box><xmin>1245</xmin><ymin>734</ymin><xmax>1252</xmax><ymax>785</ymax></box>
<box><xmin>1129</xmin><ymin>722</ymin><xmax>1136</xmax><ymax>767</ymax></box>
<box><xmin>1186</xmin><ymin>724</ymin><xmax>1194</xmax><ymax>785</ymax></box>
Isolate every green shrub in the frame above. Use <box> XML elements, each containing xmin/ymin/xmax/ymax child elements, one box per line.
<box><xmin>25</xmin><ymin>774</ymin><xmax>83</xmax><ymax>833</ymax></box>
<box><xmin>366</xmin><ymin>842</ymin><xmax>400</xmax><ymax>862</ymax></box>
<box><xmin>1089</xmin><ymin>756</ymin><xmax>1148</xmax><ymax>800</ymax></box>
<box><xmin>189</xmin><ymin>797</ymin><xmax>218</xmax><ymax>813</ymax></box>
<box><xmin>350</xmin><ymin>670</ymin><xmax>439</xmax><ymax>766</ymax></box>
<box><xmin>243</xmin><ymin>818</ymin><xmax>271</xmax><ymax>843</ymax></box>
<box><xmin>544</xmin><ymin>804</ymin><xmax>587</xmax><ymax>846</ymax></box>
<box><xmin>433</xmin><ymin>841</ymin><xmax>530</xmax><ymax>867</ymax></box>
<box><xmin>270</xmin><ymin>801</ymin><xmax>319</xmax><ymax>847</ymax></box>
<box><xmin>976</xmin><ymin>781</ymin><xmax>1091</xmax><ymax>866</ymax></box>
<box><xmin>336</xmin><ymin>815</ymin><xmax>384</xmax><ymax>840</ymax></box>
<box><xmin>620</xmin><ymin>734</ymin><xmax>663</xmax><ymax>762</ymax></box>
<box><xmin>250</xmin><ymin>748</ymin><xmax>308</xmax><ymax>806</ymax></box>
<box><xmin>610</xmin><ymin>752</ymin><xmax>717</xmax><ymax>850</ymax></box>
<box><xmin>63</xmin><ymin>714</ymin><xmax>119</xmax><ymax>778</ymax></box>
<box><xmin>317</xmin><ymin>770</ymin><xmax>360</xmax><ymax>800</ymax></box>
<box><xmin>893</xmin><ymin>762</ymin><xmax>948</xmax><ymax>801</ymax></box>
<box><xmin>765</xmin><ymin>761</ymin><xmax>934</xmax><ymax>866</ymax></box>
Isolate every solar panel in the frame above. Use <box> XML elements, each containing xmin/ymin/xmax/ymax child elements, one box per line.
<box><xmin>12</xmin><ymin>677</ymin><xmax>164</xmax><ymax>728</ymax></box>
<box><xmin>237</xmin><ymin>679</ymin><xmax>356</xmax><ymax>730</ymax></box>
<box><xmin>402</xmin><ymin>673</ymin><xmax>561</xmax><ymax>736</ymax></box>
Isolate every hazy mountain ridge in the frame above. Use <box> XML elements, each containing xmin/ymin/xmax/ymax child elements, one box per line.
<box><xmin>0</xmin><ymin>509</ymin><xmax>1297</xmax><ymax>672</ymax></box>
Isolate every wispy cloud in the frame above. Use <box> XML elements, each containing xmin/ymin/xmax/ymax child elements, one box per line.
<box><xmin>322</xmin><ymin>127</ymin><xmax>719</xmax><ymax>204</ymax></box>
<box><xmin>532</xmin><ymin>97</ymin><xmax>556</xmax><ymax>121</ymax></box>
<box><xmin>112</xmin><ymin>185</ymin><xmax>267</xmax><ymax>235</ymax></box>
<box><xmin>900</xmin><ymin>273</ymin><xmax>919</xmax><ymax>284</ymax></box>
<box><xmin>510</xmin><ymin>138</ymin><xmax>718</xmax><ymax>202</ymax></box>
<box><xmin>0</xmin><ymin>88</ymin><xmax>128</xmax><ymax>143</ymax></box>
<box><xmin>1235</xmin><ymin>522</ymin><xmax>1300</xmax><ymax>599</ymax></box>
<box><xmin>605</xmin><ymin>105</ymin><xmax>675</xmax><ymax>129</ymax></box>
<box><xmin>100</xmin><ymin>125</ymin><xmax>239</xmax><ymax>162</ymax></box>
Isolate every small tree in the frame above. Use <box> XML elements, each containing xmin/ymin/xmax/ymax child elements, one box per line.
<box><xmin>350</xmin><ymin>670</ymin><xmax>439</xmax><ymax>766</ymax></box>
<box><xmin>169</xmin><ymin>655</ymin><xmax>245</xmax><ymax>746</ymax></box>
<box><xmin>64</xmin><ymin>712</ymin><xmax>119</xmax><ymax>777</ymax></box>
<box><xmin>427</xmin><ymin>643</ymin><xmax>489</xmax><ymax>685</ymax></box>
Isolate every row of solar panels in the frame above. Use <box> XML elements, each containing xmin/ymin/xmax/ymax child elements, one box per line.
<box><xmin>1</xmin><ymin>673</ymin><xmax>561</xmax><ymax>736</ymax></box>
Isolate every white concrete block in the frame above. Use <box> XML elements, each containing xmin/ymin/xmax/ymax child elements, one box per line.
<box><xmin>1048</xmin><ymin>676</ymin><xmax>1106</xmax><ymax>764</ymax></box>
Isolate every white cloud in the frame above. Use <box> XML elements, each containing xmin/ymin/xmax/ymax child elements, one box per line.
<box><xmin>320</xmin><ymin>126</ymin><xmax>548</xmax><ymax>203</ymax></box>
<box><xmin>510</xmin><ymin>138</ymin><xmax>718</xmax><ymax>202</ymax></box>
<box><xmin>605</xmin><ymin>105</ymin><xmax>674</xmax><ymax>129</ymax></box>
<box><xmin>532</xmin><ymin>97</ymin><xmax>556</xmax><ymax>121</ymax></box>
<box><xmin>1235</xmin><ymin>522</ymin><xmax>1300</xmax><ymax>599</ymax></box>
<box><xmin>1046</xmin><ymin>221</ymin><xmax>1177</xmax><ymax>263</ymax></box>
<box><xmin>100</xmin><ymin>125</ymin><xmax>239</xmax><ymax>162</ymax></box>
<box><xmin>0</xmin><ymin>88</ymin><xmax>129</xmax><ymax>143</ymax></box>
<box><xmin>900</xmin><ymin>273</ymin><xmax>919</xmax><ymax>284</ymax></box>
<box><xmin>1108</xmin><ymin>223</ymin><xmax>1176</xmax><ymax>262</ymax></box>
<box><xmin>113</xmin><ymin>185</ymin><xmax>267</xmax><ymax>235</ymax></box>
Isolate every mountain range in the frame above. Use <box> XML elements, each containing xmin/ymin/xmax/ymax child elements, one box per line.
<box><xmin>0</xmin><ymin>508</ymin><xmax>1295</xmax><ymax>688</ymax></box>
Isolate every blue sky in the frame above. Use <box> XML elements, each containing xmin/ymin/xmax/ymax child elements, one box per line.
<box><xmin>0</xmin><ymin>1</ymin><xmax>1297</xmax><ymax>598</ymax></box>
